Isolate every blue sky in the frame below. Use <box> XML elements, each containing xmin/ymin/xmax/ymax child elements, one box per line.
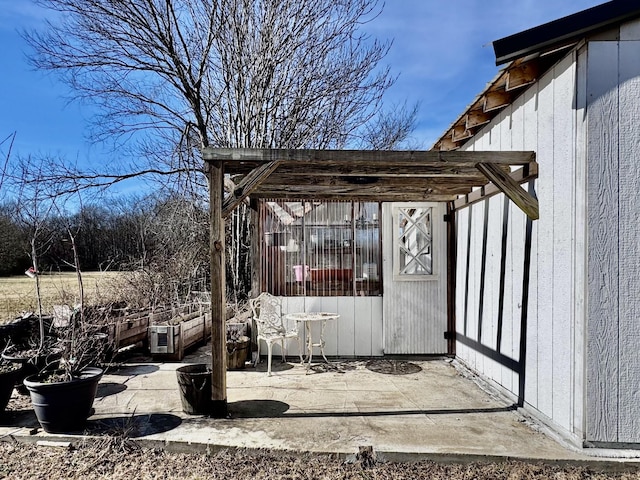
<box><xmin>0</xmin><ymin>0</ymin><xmax>603</xmax><ymax>179</ymax></box>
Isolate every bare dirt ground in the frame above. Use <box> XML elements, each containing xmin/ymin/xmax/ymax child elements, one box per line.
<box><xmin>1</xmin><ymin>440</ymin><xmax>640</xmax><ymax>480</ymax></box>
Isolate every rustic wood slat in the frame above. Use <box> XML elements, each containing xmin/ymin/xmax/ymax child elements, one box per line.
<box><xmin>483</xmin><ymin>90</ymin><xmax>512</xmax><ymax>112</ymax></box>
<box><xmin>452</xmin><ymin>164</ymin><xmax>538</xmax><ymax>210</ymax></box>
<box><xmin>260</xmin><ymin>174</ymin><xmax>488</xmax><ymax>188</ymax></box>
<box><xmin>250</xmin><ymin>189</ymin><xmax>462</xmax><ymax>202</ymax></box>
<box><xmin>466</xmin><ymin>111</ymin><xmax>492</xmax><ymax>129</ymax></box>
<box><xmin>506</xmin><ymin>62</ymin><xmax>539</xmax><ymax>91</ymax></box>
<box><xmin>274</xmin><ymin>164</ymin><xmax>489</xmax><ymax>177</ymax></box>
<box><xmin>209</xmin><ymin>161</ymin><xmax>227</xmax><ymax>417</ymax></box>
<box><xmin>222</xmin><ymin>160</ymin><xmax>281</xmax><ymax>217</ymax></box>
<box><xmin>203</xmin><ymin>148</ymin><xmax>536</xmax><ymax>168</ymax></box>
<box><xmin>452</xmin><ymin>125</ymin><xmax>474</xmax><ymax>142</ymax></box>
<box><xmin>475</xmin><ymin>163</ymin><xmax>539</xmax><ymax>220</ymax></box>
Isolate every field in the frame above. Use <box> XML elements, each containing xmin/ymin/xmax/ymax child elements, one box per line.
<box><xmin>0</xmin><ymin>272</ymin><xmax>123</xmax><ymax>323</ymax></box>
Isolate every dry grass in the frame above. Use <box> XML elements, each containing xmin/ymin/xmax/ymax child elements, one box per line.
<box><xmin>1</xmin><ymin>442</ymin><xmax>639</xmax><ymax>480</ymax></box>
<box><xmin>0</xmin><ymin>272</ymin><xmax>124</xmax><ymax>323</ymax></box>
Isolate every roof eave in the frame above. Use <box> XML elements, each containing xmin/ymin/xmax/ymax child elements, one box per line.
<box><xmin>493</xmin><ymin>0</ymin><xmax>640</xmax><ymax>65</ymax></box>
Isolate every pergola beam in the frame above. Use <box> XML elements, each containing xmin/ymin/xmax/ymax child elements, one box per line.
<box><xmin>475</xmin><ymin>162</ymin><xmax>539</xmax><ymax>220</ymax></box>
<box><xmin>202</xmin><ymin>148</ymin><xmax>539</xmax><ymax>411</ymax></box>
<box><xmin>203</xmin><ymin>148</ymin><xmax>536</xmax><ymax>169</ymax></box>
<box><xmin>222</xmin><ymin>160</ymin><xmax>281</xmax><ymax>217</ymax></box>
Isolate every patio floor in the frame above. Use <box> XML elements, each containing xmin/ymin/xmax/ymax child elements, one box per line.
<box><xmin>0</xmin><ymin>345</ymin><xmax>629</xmax><ymax>464</ymax></box>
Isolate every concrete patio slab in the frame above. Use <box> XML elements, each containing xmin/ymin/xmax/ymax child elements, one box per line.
<box><xmin>1</xmin><ymin>349</ymin><xmax>638</xmax><ymax>466</ymax></box>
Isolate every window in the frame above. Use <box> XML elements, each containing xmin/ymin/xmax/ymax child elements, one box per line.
<box><xmin>260</xmin><ymin>200</ymin><xmax>381</xmax><ymax>296</ymax></box>
<box><xmin>394</xmin><ymin>205</ymin><xmax>434</xmax><ymax>279</ymax></box>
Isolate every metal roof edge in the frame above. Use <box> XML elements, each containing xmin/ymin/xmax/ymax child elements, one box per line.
<box><xmin>493</xmin><ymin>0</ymin><xmax>640</xmax><ymax>65</ymax></box>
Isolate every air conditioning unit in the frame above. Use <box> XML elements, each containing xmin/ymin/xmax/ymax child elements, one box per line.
<box><xmin>149</xmin><ymin>325</ymin><xmax>177</xmax><ymax>354</ymax></box>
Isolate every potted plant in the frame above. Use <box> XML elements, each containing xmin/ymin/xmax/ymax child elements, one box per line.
<box><xmin>22</xmin><ymin>219</ymin><xmax>108</xmax><ymax>433</ymax></box>
<box><xmin>1</xmin><ymin>315</ymin><xmax>61</xmax><ymax>393</ymax></box>
<box><xmin>23</xmin><ymin>312</ymin><xmax>106</xmax><ymax>433</ymax></box>
<box><xmin>226</xmin><ymin>303</ymin><xmax>251</xmax><ymax>370</ymax></box>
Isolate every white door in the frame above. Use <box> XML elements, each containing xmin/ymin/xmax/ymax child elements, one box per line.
<box><xmin>382</xmin><ymin>202</ymin><xmax>448</xmax><ymax>354</ymax></box>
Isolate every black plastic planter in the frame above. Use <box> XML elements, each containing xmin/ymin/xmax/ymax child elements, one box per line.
<box><xmin>23</xmin><ymin>367</ymin><xmax>103</xmax><ymax>433</ymax></box>
<box><xmin>176</xmin><ymin>364</ymin><xmax>212</xmax><ymax>415</ymax></box>
<box><xmin>0</xmin><ymin>364</ymin><xmax>21</xmax><ymax>413</ymax></box>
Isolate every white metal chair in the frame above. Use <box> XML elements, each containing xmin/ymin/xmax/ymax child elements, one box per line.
<box><xmin>249</xmin><ymin>292</ymin><xmax>303</xmax><ymax>376</ymax></box>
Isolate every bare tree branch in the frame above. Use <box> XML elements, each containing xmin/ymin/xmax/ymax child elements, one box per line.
<box><xmin>20</xmin><ymin>0</ymin><xmax>418</xmax><ymax>297</ymax></box>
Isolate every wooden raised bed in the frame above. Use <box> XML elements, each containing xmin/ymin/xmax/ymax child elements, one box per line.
<box><xmin>149</xmin><ymin>310</ymin><xmax>211</xmax><ymax>361</ymax></box>
<box><xmin>95</xmin><ymin>308</ymin><xmax>172</xmax><ymax>352</ymax></box>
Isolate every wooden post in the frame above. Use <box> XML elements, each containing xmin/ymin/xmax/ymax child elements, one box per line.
<box><xmin>446</xmin><ymin>202</ymin><xmax>457</xmax><ymax>356</ymax></box>
<box><xmin>209</xmin><ymin>160</ymin><xmax>228</xmax><ymax>417</ymax></box>
<box><xmin>250</xmin><ymin>198</ymin><xmax>260</xmax><ymax>298</ymax></box>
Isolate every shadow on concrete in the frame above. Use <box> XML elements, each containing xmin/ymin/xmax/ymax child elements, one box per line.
<box><xmin>107</xmin><ymin>364</ymin><xmax>160</xmax><ymax>376</ymax></box>
<box><xmin>228</xmin><ymin>399</ymin><xmax>290</xmax><ymax>418</ymax></box>
<box><xmin>280</xmin><ymin>404</ymin><xmax>518</xmax><ymax>418</ymax></box>
<box><xmin>253</xmin><ymin>362</ymin><xmax>295</xmax><ymax>374</ymax></box>
<box><xmin>0</xmin><ymin>409</ymin><xmax>39</xmax><ymax>428</ymax></box>
<box><xmin>227</xmin><ymin>399</ymin><xmax>517</xmax><ymax>420</ymax></box>
<box><xmin>86</xmin><ymin>413</ymin><xmax>182</xmax><ymax>437</ymax></box>
<box><xmin>95</xmin><ymin>382</ymin><xmax>128</xmax><ymax>398</ymax></box>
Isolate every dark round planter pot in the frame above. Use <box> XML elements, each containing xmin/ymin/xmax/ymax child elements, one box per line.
<box><xmin>176</xmin><ymin>364</ymin><xmax>212</xmax><ymax>415</ymax></box>
<box><xmin>0</xmin><ymin>364</ymin><xmax>21</xmax><ymax>413</ymax></box>
<box><xmin>3</xmin><ymin>349</ymin><xmax>64</xmax><ymax>395</ymax></box>
<box><xmin>23</xmin><ymin>367</ymin><xmax>103</xmax><ymax>433</ymax></box>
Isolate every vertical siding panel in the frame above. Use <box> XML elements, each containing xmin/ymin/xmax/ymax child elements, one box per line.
<box><xmin>586</xmin><ymin>41</ymin><xmax>620</xmax><ymax>443</ymax></box>
<box><xmin>617</xmin><ymin>40</ymin><xmax>640</xmax><ymax>443</ymax></box>
<box><xmin>282</xmin><ymin>296</ymin><xmax>305</xmax><ymax>356</ymax></box>
<box><xmin>509</xmin><ymin>96</ymin><xmax>526</xmax><ymax>393</ymax></box>
<box><xmin>469</xmin><ymin>128</ymin><xmax>489</xmax><ymax>372</ymax></box>
<box><xmin>536</xmin><ymin>69</ymin><xmax>555</xmax><ymax>419</ymax></box>
<box><xmin>320</xmin><ymin>296</ymin><xmax>339</xmax><ymax>356</ymax></box>
<box><xmin>573</xmin><ymin>45</ymin><xmax>588</xmax><ymax>441</ymax></box>
<box><xmin>284</xmin><ymin>296</ymin><xmax>381</xmax><ymax>358</ymax></box>
<box><xmin>525</xmin><ymin>195</ymin><xmax>539</xmax><ymax>408</ymax></box>
<box><xmin>370</xmin><ymin>296</ymin><xmax>383</xmax><ymax>356</ymax></box>
<box><xmin>522</xmin><ymin>87</ymin><xmax>540</xmax><ymax>409</ymax></box>
<box><xmin>354</xmin><ymin>297</ymin><xmax>372</xmax><ymax>356</ymax></box>
<box><xmin>508</xmin><ymin>202</ymin><xmax>524</xmax><ymax>394</ymax></box>
<box><xmin>337</xmin><ymin>296</ymin><xmax>355</xmax><ymax>356</ymax></box>
<box><xmin>470</xmin><ymin>201</ymin><xmax>485</xmax><ymax>371</ymax></box>
<box><xmin>500</xmin><ymin>107</ymin><xmax>516</xmax><ymax>393</ymax></box>
<box><xmin>552</xmin><ymin>54</ymin><xmax>577</xmax><ymax>432</ymax></box>
<box><xmin>484</xmin><ymin>194</ymin><xmax>503</xmax><ymax>383</ymax></box>
<box><xmin>500</xmin><ymin>97</ymin><xmax>524</xmax><ymax>391</ymax></box>
<box><xmin>455</xmin><ymin>207</ymin><xmax>470</xmax><ymax>362</ymax></box>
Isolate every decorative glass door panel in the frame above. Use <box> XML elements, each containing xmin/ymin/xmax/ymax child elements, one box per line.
<box><xmin>394</xmin><ymin>206</ymin><xmax>433</xmax><ymax>278</ymax></box>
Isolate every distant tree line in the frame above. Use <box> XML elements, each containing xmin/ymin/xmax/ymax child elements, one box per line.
<box><xmin>0</xmin><ymin>194</ymin><xmax>209</xmax><ymax>284</ymax></box>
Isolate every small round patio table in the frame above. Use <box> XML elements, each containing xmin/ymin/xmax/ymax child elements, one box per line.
<box><xmin>285</xmin><ymin>312</ymin><xmax>340</xmax><ymax>372</ymax></box>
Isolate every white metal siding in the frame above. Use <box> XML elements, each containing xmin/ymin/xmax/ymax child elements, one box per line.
<box><xmin>455</xmin><ymin>50</ymin><xmax>585</xmax><ymax>441</ymax></box>
<box><xmin>279</xmin><ymin>296</ymin><xmax>383</xmax><ymax>357</ymax></box>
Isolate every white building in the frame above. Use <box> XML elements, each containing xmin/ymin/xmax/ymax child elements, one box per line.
<box><xmin>433</xmin><ymin>0</ymin><xmax>640</xmax><ymax>448</ymax></box>
<box><xmin>206</xmin><ymin>0</ymin><xmax>640</xmax><ymax>448</ymax></box>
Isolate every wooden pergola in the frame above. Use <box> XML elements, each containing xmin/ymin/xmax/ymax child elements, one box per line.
<box><xmin>202</xmin><ymin>148</ymin><xmax>538</xmax><ymax>417</ymax></box>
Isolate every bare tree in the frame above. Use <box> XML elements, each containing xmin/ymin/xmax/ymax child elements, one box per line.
<box><xmin>0</xmin><ymin>132</ymin><xmax>16</xmax><ymax>198</ymax></box>
<box><xmin>24</xmin><ymin>0</ymin><xmax>412</xmax><ymax>193</ymax></box>
<box><xmin>22</xmin><ymin>0</ymin><xmax>417</xmax><ymax>299</ymax></box>
<box><xmin>8</xmin><ymin>157</ymin><xmax>58</xmax><ymax>349</ymax></box>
